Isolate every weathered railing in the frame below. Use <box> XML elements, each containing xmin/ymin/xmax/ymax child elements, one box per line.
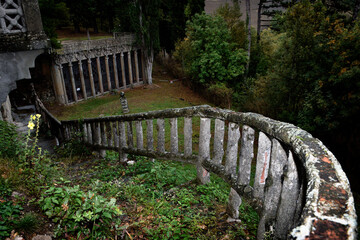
<box><xmin>40</xmin><ymin>104</ymin><xmax>357</xmax><ymax>239</ymax></box>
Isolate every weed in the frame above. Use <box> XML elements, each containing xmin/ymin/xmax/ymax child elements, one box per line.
<box><xmin>0</xmin><ymin>200</ymin><xmax>23</xmax><ymax>238</ymax></box>
<box><xmin>15</xmin><ymin>212</ymin><xmax>40</xmax><ymax>235</ymax></box>
<box><xmin>39</xmin><ymin>184</ymin><xmax>122</xmax><ymax>239</ymax></box>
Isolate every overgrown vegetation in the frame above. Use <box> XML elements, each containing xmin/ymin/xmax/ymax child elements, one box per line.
<box><xmin>0</xmin><ymin>113</ymin><xmax>259</xmax><ymax>239</ymax></box>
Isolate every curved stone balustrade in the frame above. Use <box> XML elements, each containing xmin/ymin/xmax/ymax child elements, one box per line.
<box><xmin>40</xmin><ymin>104</ymin><xmax>357</xmax><ymax>239</ymax></box>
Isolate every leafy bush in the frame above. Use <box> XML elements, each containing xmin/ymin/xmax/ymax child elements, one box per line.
<box><xmin>0</xmin><ymin>121</ymin><xmax>20</xmax><ymax>159</ymax></box>
<box><xmin>0</xmin><ymin>201</ymin><xmax>23</xmax><ymax>238</ymax></box>
<box><xmin>39</xmin><ymin>185</ymin><xmax>122</xmax><ymax>239</ymax></box>
<box><xmin>55</xmin><ymin>131</ymin><xmax>91</xmax><ymax>158</ymax></box>
<box><xmin>174</xmin><ymin>13</ymin><xmax>247</xmax><ymax>86</ymax></box>
<box><xmin>206</xmin><ymin>82</ymin><xmax>234</xmax><ymax>109</ymax></box>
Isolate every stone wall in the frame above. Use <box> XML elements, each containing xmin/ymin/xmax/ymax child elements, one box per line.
<box><xmin>0</xmin><ymin>0</ymin><xmax>49</xmax><ymax>106</ymax></box>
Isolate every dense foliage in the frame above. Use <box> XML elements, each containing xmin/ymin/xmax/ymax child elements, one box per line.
<box><xmin>245</xmin><ymin>1</ymin><xmax>360</xmax><ymax>135</ymax></box>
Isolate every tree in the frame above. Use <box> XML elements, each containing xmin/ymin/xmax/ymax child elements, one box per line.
<box><xmin>216</xmin><ymin>2</ymin><xmax>246</xmax><ymax>49</ymax></box>
<box><xmin>245</xmin><ymin>0</ymin><xmax>251</xmax><ymax>74</ymax></box>
<box><xmin>127</xmin><ymin>0</ymin><xmax>161</xmax><ymax>85</ymax></box>
<box><xmin>175</xmin><ymin>13</ymin><xmax>247</xmax><ymax>85</ymax></box>
<box><xmin>38</xmin><ymin>0</ymin><xmax>70</xmax><ymax>48</ymax></box>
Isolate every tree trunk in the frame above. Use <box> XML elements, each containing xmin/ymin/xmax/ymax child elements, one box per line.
<box><xmin>257</xmin><ymin>0</ymin><xmax>265</xmax><ymax>42</ymax></box>
<box><xmin>143</xmin><ymin>48</ymin><xmax>154</xmax><ymax>85</ymax></box>
<box><xmin>139</xmin><ymin>2</ymin><xmax>153</xmax><ymax>85</ymax></box>
<box><xmin>246</xmin><ymin>0</ymin><xmax>251</xmax><ymax>75</ymax></box>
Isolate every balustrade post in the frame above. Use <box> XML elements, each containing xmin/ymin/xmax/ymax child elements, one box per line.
<box><xmin>213</xmin><ymin>119</ymin><xmax>225</xmax><ymax>164</ymax></box>
<box><xmin>118</xmin><ymin>121</ymin><xmax>127</xmax><ymax>162</ymax></box>
<box><xmin>127</xmin><ymin>122</ymin><xmax>134</xmax><ymax>148</ymax></box>
<box><xmin>170</xmin><ymin>118</ymin><xmax>178</xmax><ymax>154</ymax></box>
<box><xmin>157</xmin><ymin>119</ymin><xmax>165</xmax><ymax>153</ymax></box>
<box><xmin>184</xmin><ymin>117</ymin><xmax>192</xmax><ymax>157</ymax></box>
<box><xmin>78</xmin><ymin>60</ymin><xmax>87</xmax><ymax>100</ymax></box>
<box><xmin>275</xmin><ymin>151</ymin><xmax>299</xmax><ymax>239</ymax></box>
<box><xmin>238</xmin><ymin>125</ymin><xmax>255</xmax><ymax>186</ymax></box>
<box><xmin>83</xmin><ymin>123</ymin><xmax>88</xmax><ymax>143</ymax></box>
<box><xmin>96</xmin><ymin>57</ymin><xmax>104</xmax><ymax>94</ymax></box>
<box><xmin>197</xmin><ymin>118</ymin><xmax>211</xmax><ymax>184</ymax></box>
<box><xmin>225</xmin><ymin>123</ymin><xmax>241</xmax><ymax>220</ymax></box>
<box><xmin>254</xmin><ymin>132</ymin><xmax>272</xmax><ymax>201</ymax></box>
<box><xmin>135</xmin><ymin>121</ymin><xmax>144</xmax><ymax>150</ymax></box>
<box><xmin>113</xmin><ymin>122</ymin><xmax>119</xmax><ymax>148</ymax></box>
<box><xmin>87</xmin><ymin>123</ymin><xmax>92</xmax><ymax>145</ymax></box>
<box><xmin>258</xmin><ymin>139</ymin><xmax>287</xmax><ymax>238</ymax></box>
<box><xmin>146</xmin><ymin>120</ymin><xmax>154</xmax><ymax>150</ymax></box>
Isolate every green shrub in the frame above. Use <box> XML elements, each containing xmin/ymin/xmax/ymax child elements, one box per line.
<box><xmin>0</xmin><ymin>200</ymin><xmax>23</xmax><ymax>238</ymax></box>
<box><xmin>39</xmin><ymin>185</ymin><xmax>122</xmax><ymax>239</ymax></box>
<box><xmin>0</xmin><ymin>121</ymin><xmax>20</xmax><ymax>159</ymax></box>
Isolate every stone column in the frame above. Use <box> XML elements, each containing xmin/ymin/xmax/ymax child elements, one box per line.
<box><xmin>134</xmin><ymin>50</ymin><xmax>140</xmax><ymax>83</ymax></box>
<box><xmin>51</xmin><ymin>64</ymin><xmax>66</xmax><ymax>104</ymax></box>
<box><xmin>1</xmin><ymin>95</ymin><xmax>13</xmax><ymax>123</ymax></box>
<box><xmin>113</xmin><ymin>54</ymin><xmax>119</xmax><ymax>89</ymax></box>
<box><xmin>127</xmin><ymin>51</ymin><xmax>133</xmax><ymax>87</ymax></box>
<box><xmin>59</xmin><ymin>64</ymin><xmax>68</xmax><ymax>104</ymax></box>
<box><xmin>78</xmin><ymin>60</ymin><xmax>87</xmax><ymax>100</ymax></box>
<box><xmin>87</xmin><ymin>59</ymin><xmax>96</xmax><ymax>97</ymax></box>
<box><xmin>105</xmin><ymin>55</ymin><xmax>112</xmax><ymax>90</ymax></box>
<box><xmin>68</xmin><ymin>62</ymin><xmax>78</xmax><ymax>102</ymax></box>
<box><xmin>120</xmin><ymin>52</ymin><xmax>126</xmax><ymax>88</ymax></box>
<box><xmin>96</xmin><ymin>57</ymin><xmax>104</xmax><ymax>94</ymax></box>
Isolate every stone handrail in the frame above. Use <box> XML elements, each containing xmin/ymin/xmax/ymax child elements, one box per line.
<box><xmin>48</xmin><ymin>105</ymin><xmax>357</xmax><ymax>239</ymax></box>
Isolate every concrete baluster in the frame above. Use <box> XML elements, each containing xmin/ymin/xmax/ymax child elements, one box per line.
<box><xmin>146</xmin><ymin>119</ymin><xmax>154</xmax><ymax>150</ymax></box>
<box><xmin>170</xmin><ymin>118</ymin><xmax>178</xmax><ymax>154</ymax></box>
<box><xmin>253</xmin><ymin>132</ymin><xmax>272</xmax><ymax>201</ymax></box>
<box><xmin>184</xmin><ymin>117</ymin><xmax>192</xmax><ymax>157</ymax></box>
<box><xmin>258</xmin><ymin>139</ymin><xmax>287</xmax><ymax>238</ymax></box>
<box><xmin>126</xmin><ymin>121</ymin><xmax>134</xmax><ymax>148</ymax></box>
<box><xmin>135</xmin><ymin>121</ymin><xmax>144</xmax><ymax>150</ymax></box>
<box><xmin>157</xmin><ymin>119</ymin><xmax>165</xmax><ymax>153</ymax></box>
<box><xmin>113</xmin><ymin>121</ymin><xmax>119</xmax><ymax>148</ymax></box>
<box><xmin>225</xmin><ymin>122</ymin><xmax>241</xmax><ymax>220</ymax></box>
<box><xmin>197</xmin><ymin>118</ymin><xmax>211</xmax><ymax>184</ymax></box>
<box><xmin>238</xmin><ymin>125</ymin><xmax>255</xmax><ymax>186</ymax></box>
<box><xmin>274</xmin><ymin>151</ymin><xmax>299</xmax><ymax>239</ymax></box>
<box><xmin>118</xmin><ymin>121</ymin><xmax>127</xmax><ymax>162</ymax></box>
<box><xmin>213</xmin><ymin>119</ymin><xmax>225</xmax><ymax>165</ymax></box>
